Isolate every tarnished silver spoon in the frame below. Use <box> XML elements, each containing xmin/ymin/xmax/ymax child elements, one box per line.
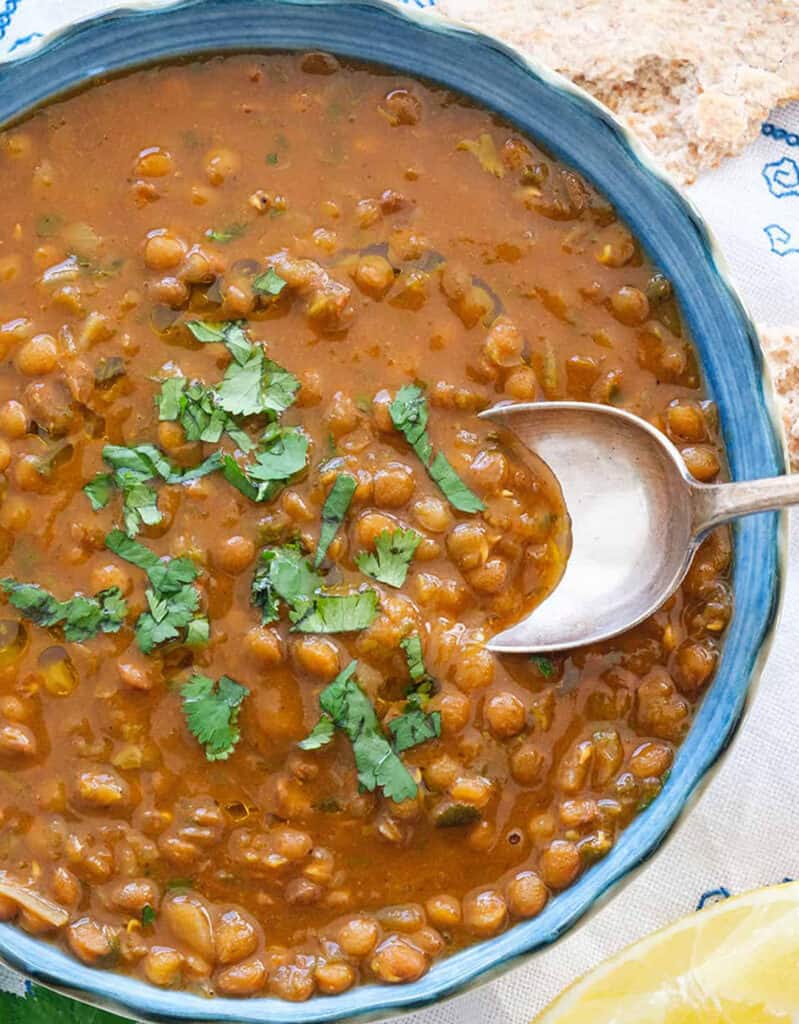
<box><xmin>480</xmin><ymin>401</ymin><xmax>793</xmax><ymax>653</ymax></box>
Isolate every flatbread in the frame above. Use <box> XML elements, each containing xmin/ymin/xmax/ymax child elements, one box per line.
<box><xmin>436</xmin><ymin>0</ymin><xmax>799</xmax><ymax>184</ymax></box>
<box><xmin>760</xmin><ymin>328</ymin><xmax>799</xmax><ymax>469</ymax></box>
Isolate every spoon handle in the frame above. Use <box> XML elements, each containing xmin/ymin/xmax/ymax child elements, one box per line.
<box><xmin>692</xmin><ymin>473</ymin><xmax>799</xmax><ymax>533</ymax></box>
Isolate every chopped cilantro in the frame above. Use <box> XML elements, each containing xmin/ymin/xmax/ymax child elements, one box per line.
<box><xmin>84</xmin><ymin>445</ymin><xmax>222</xmax><ymax>537</ymax></box>
<box><xmin>428</xmin><ymin>451</ymin><xmax>486</xmax><ymax>514</ymax></box>
<box><xmin>389</xmin><ymin>708</ymin><xmax>441</xmax><ymax>753</ymax></box>
<box><xmin>186</xmin><ymin>319</ymin><xmax>252</xmax><ymax>365</ymax></box>
<box><xmin>83</xmin><ymin>472</ymin><xmax>115</xmax><ymax>512</ymax></box>
<box><xmin>390</xmin><ymin>632</ymin><xmax>440</xmax><ymax>753</ymax></box>
<box><xmin>355</xmin><ymin>528</ymin><xmax>421</xmax><ymax>588</ymax></box>
<box><xmin>389</xmin><ymin>384</ymin><xmax>485</xmax><ymax>513</ymax></box>
<box><xmin>400</xmin><ymin>633</ymin><xmax>430</xmax><ymax>684</ymax></box>
<box><xmin>389</xmin><ymin>384</ymin><xmax>432</xmax><ymax>464</ymax></box>
<box><xmin>300</xmin><ymin>661</ymin><xmax>417</xmax><ymax>802</ymax></box>
<box><xmin>314</xmin><ymin>473</ymin><xmax>356</xmax><ymax>567</ymax></box>
<box><xmin>298</xmin><ymin>713</ymin><xmax>335</xmax><ymax>750</ymax></box>
<box><xmin>251</xmin><ymin>544</ymin><xmax>323</xmax><ymax>625</ymax></box>
<box><xmin>265</xmin><ymin>152</ymin><xmax>279</xmax><ymax>165</ymax></box>
<box><xmin>218</xmin><ymin>347</ymin><xmax>300</xmax><ymax>418</ymax></box>
<box><xmin>253</xmin><ymin>267</ymin><xmax>287</xmax><ymax>296</ymax></box>
<box><xmin>290</xmin><ymin>589</ymin><xmax>379</xmax><ymax>633</ymax></box>
<box><xmin>156</xmin><ymin>377</ymin><xmax>254</xmax><ymax>452</ymax></box>
<box><xmin>530</xmin><ymin>655</ymin><xmax>555</xmax><ymax>678</ymax></box>
<box><xmin>105</xmin><ymin>530</ymin><xmax>208</xmax><ymax>653</ymax></box>
<box><xmin>140</xmin><ymin>904</ymin><xmax>156</xmax><ymax>927</ymax></box>
<box><xmin>249</xmin><ymin>426</ymin><xmax>308</xmax><ymax>481</ymax></box>
<box><xmin>180</xmin><ymin>673</ymin><xmax>249</xmax><ymax>761</ymax></box>
<box><xmin>205</xmin><ymin>222</ymin><xmax>248</xmax><ymax>244</ymax></box>
<box><xmin>0</xmin><ymin>578</ymin><xmax>127</xmax><ymax>642</ymax></box>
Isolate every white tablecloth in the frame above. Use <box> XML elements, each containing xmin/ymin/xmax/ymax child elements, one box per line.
<box><xmin>1</xmin><ymin>1</ymin><xmax>799</xmax><ymax>1020</ymax></box>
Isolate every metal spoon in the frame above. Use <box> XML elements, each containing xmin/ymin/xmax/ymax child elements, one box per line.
<box><xmin>480</xmin><ymin>401</ymin><xmax>793</xmax><ymax>653</ymax></box>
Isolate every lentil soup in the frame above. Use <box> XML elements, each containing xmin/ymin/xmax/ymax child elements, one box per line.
<box><xmin>0</xmin><ymin>53</ymin><xmax>731</xmax><ymax>1001</ymax></box>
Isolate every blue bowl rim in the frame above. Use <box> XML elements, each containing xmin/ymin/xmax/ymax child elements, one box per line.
<box><xmin>0</xmin><ymin>1</ymin><xmax>788</xmax><ymax>1022</ymax></box>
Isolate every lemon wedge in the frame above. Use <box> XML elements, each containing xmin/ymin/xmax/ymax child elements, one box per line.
<box><xmin>534</xmin><ymin>881</ymin><xmax>799</xmax><ymax>1023</ymax></box>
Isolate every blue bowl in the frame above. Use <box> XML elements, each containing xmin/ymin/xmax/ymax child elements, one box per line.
<box><xmin>0</xmin><ymin>1</ymin><xmax>786</xmax><ymax>1021</ymax></box>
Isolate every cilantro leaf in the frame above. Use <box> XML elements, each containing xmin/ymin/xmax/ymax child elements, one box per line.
<box><xmin>217</xmin><ymin>348</ymin><xmax>267</xmax><ymax>416</ymax></box>
<box><xmin>290</xmin><ymin>589</ymin><xmax>379</xmax><ymax>633</ymax></box>
<box><xmin>253</xmin><ymin>267</ymin><xmax>287</xmax><ymax>296</ymax></box>
<box><xmin>185</xmin><ymin>616</ymin><xmax>210</xmax><ymax>648</ymax></box>
<box><xmin>530</xmin><ymin>654</ymin><xmax>555</xmax><ymax>678</ymax></box>
<box><xmin>388</xmin><ymin>384</ymin><xmax>485</xmax><ymax>514</ymax></box>
<box><xmin>156</xmin><ymin>377</ymin><xmax>254</xmax><ymax>451</ymax></box>
<box><xmin>251</xmin><ymin>545</ymin><xmax>323</xmax><ymax>624</ymax></box>
<box><xmin>141</xmin><ymin>904</ymin><xmax>156</xmax><ymax>927</ymax></box>
<box><xmin>249</xmin><ymin>426</ymin><xmax>308</xmax><ymax>481</ymax></box>
<box><xmin>180</xmin><ymin>673</ymin><xmax>249</xmax><ymax>761</ymax></box>
<box><xmin>389</xmin><ymin>708</ymin><xmax>441</xmax><ymax>752</ymax></box>
<box><xmin>186</xmin><ymin>319</ymin><xmax>252</xmax><ymax>365</ymax></box>
<box><xmin>218</xmin><ymin>348</ymin><xmax>300</xmax><ymax>418</ymax></box>
<box><xmin>303</xmin><ymin>661</ymin><xmax>417</xmax><ymax>802</ymax></box>
<box><xmin>355</xmin><ymin>528</ymin><xmax>421</xmax><ymax>588</ymax></box>
<box><xmin>104</xmin><ymin>530</ymin><xmax>159</xmax><ymax>573</ymax></box>
<box><xmin>298</xmin><ymin>713</ymin><xmax>335</xmax><ymax>750</ymax></box>
<box><xmin>315</xmin><ymin>473</ymin><xmax>356</xmax><ymax>567</ymax></box>
<box><xmin>83</xmin><ymin>472</ymin><xmax>114</xmax><ymax>511</ymax></box>
<box><xmin>400</xmin><ymin>632</ymin><xmax>430</xmax><ymax>684</ymax></box>
<box><xmin>0</xmin><ymin>578</ymin><xmax>127</xmax><ymax>642</ymax></box>
<box><xmin>105</xmin><ymin>532</ymin><xmax>206</xmax><ymax>653</ymax></box>
<box><xmin>262</xmin><ymin>357</ymin><xmax>301</xmax><ymax>416</ymax></box>
<box><xmin>428</xmin><ymin>452</ymin><xmax>485</xmax><ymax>513</ymax></box>
<box><xmin>222</xmin><ymin>454</ymin><xmax>280</xmax><ymax>503</ymax></box>
<box><xmin>391</xmin><ymin>632</ymin><xmax>441</xmax><ymax>752</ymax></box>
<box><xmin>87</xmin><ymin>445</ymin><xmax>223</xmax><ymax>537</ymax></box>
<box><xmin>389</xmin><ymin>384</ymin><xmax>433</xmax><ymax>464</ymax></box>
<box><xmin>205</xmin><ymin>222</ymin><xmax>248</xmax><ymax>244</ymax></box>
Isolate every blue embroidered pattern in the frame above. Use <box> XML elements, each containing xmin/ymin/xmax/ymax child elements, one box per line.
<box><xmin>696</xmin><ymin>887</ymin><xmax>731</xmax><ymax>910</ymax></box>
<box><xmin>764</xmin><ymin>224</ymin><xmax>799</xmax><ymax>257</ymax></box>
<box><xmin>0</xmin><ymin>0</ymin><xmax>21</xmax><ymax>42</ymax></box>
<box><xmin>762</xmin><ymin>122</ymin><xmax>799</xmax><ymax>148</ymax></box>
<box><xmin>762</xmin><ymin>156</ymin><xmax>799</xmax><ymax>199</ymax></box>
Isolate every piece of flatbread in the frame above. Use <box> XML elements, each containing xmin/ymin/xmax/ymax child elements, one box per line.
<box><xmin>760</xmin><ymin>328</ymin><xmax>799</xmax><ymax>469</ymax></box>
<box><xmin>436</xmin><ymin>0</ymin><xmax>799</xmax><ymax>184</ymax></box>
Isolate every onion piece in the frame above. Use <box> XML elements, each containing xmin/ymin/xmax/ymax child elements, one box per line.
<box><xmin>0</xmin><ymin>873</ymin><xmax>69</xmax><ymax>927</ymax></box>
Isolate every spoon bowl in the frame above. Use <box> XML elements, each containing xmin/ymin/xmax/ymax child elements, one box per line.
<box><xmin>483</xmin><ymin>401</ymin><xmax>797</xmax><ymax>653</ymax></box>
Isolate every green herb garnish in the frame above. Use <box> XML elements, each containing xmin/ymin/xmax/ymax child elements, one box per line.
<box><xmin>105</xmin><ymin>530</ymin><xmax>208</xmax><ymax>653</ymax></box>
<box><xmin>251</xmin><ymin>544</ymin><xmax>323</xmax><ymax>625</ymax></box>
<box><xmin>389</xmin><ymin>632</ymin><xmax>440</xmax><ymax>752</ymax></box>
<box><xmin>299</xmin><ymin>661</ymin><xmax>417</xmax><ymax>802</ymax></box>
<box><xmin>389</xmin><ymin>384</ymin><xmax>485</xmax><ymax>513</ymax></box>
<box><xmin>205</xmin><ymin>222</ymin><xmax>248</xmax><ymax>244</ymax></box>
<box><xmin>0</xmin><ymin>579</ymin><xmax>127</xmax><ymax>643</ymax></box>
<box><xmin>140</xmin><ymin>904</ymin><xmax>156</xmax><ymax>927</ymax></box>
<box><xmin>180</xmin><ymin>673</ymin><xmax>249</xmax><ymax>761</ymax></box>
<box><xmin>530</xmin><ymin>655</ymin><xmax>555</xmax><ymax>678</ymax></box>
<box><xmin>187</xmin><ymin>320</ymin><xmax>300</xmax><ymax>419</ymax></box>
<box><xmin>84</xmin><ymin>444</ymin><xmax>222</xmax><ymax>537</ymax></box>
<box><xmin>355</xmin><ymin>527</ymin><xmax>421</xmax><ymax>588</ymax></box>
<box><xmin>156</xmin><ymin>377</ymin><xmax>253</xmax><ymax>451</ymax></box>
<box><xmin>290</xmin><ymin>590</ymin><xmax>379</xmax><ymax>634</ymax></box>
<box><xmin>265</xmin><ymin>152</ymin><xmax>279</xmax><ymax>166</ymax></box>
<box><xmin>315</xmin><ymin>473</ymin><xmax>356</xmax><ymax>567</ymax></box>
<box><xmin>253</xmin><ymin>267</ymin><xmax>287</xmax><ymax>296</ymax></box>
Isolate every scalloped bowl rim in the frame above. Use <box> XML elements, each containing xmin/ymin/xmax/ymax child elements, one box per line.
<box><xmin>0</xmin><ymin>1</ymin><xmax>787</xmax><ymax>1022</ymax></box>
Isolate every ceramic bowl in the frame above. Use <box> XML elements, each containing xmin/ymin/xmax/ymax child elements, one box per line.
<box><xmin>0</xmin><ymin>1</ymin><xmax>786</xmax><ymax>1021</ymax></box>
